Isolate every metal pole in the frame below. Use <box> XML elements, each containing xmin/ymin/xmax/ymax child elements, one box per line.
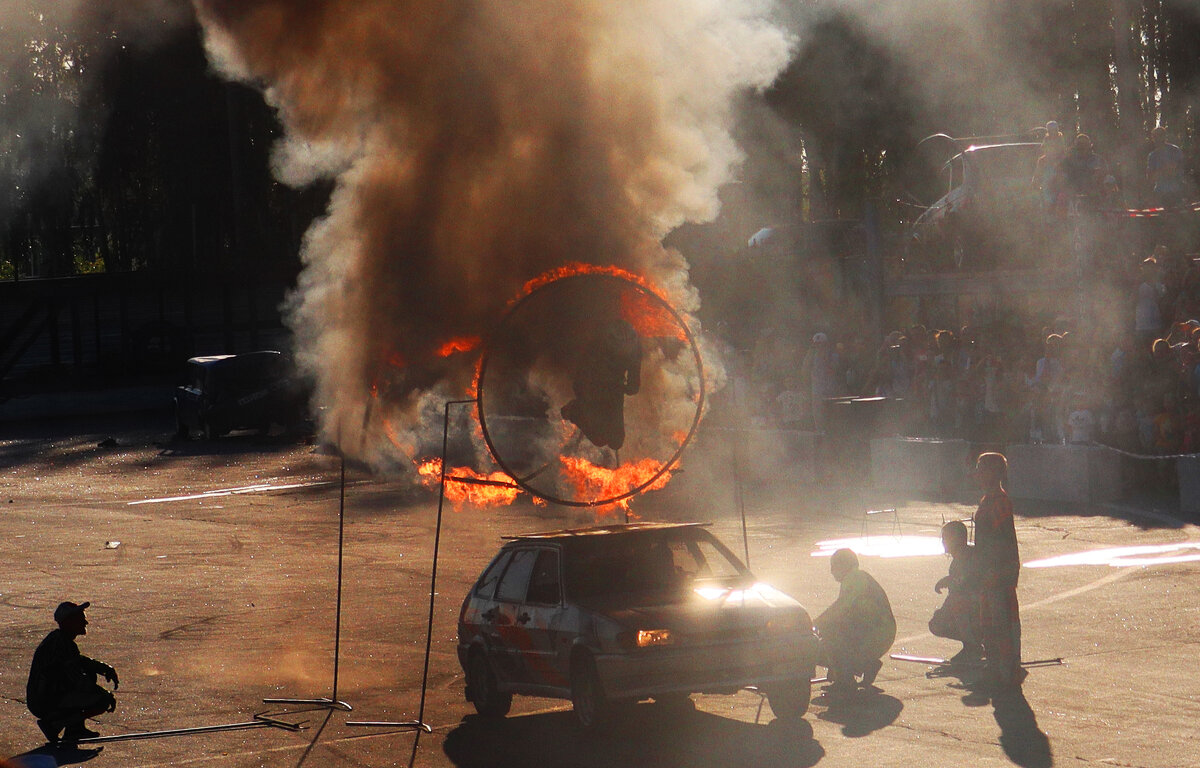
<box><xmin>332</xmin><ymin>455</ymin><xmax>346</xmax><ymax>703</ymax></box>
<box><xmin>75</xmin><ymin>714</ymin><xmax>305</xmax><ymax>744</ymax></box>
<box><xmin>408</xmin><ymin>399</ymin><xmax>461</xmax><ymax>765</ymax></box>
<box><xmin>733</xmin><ymin>379</ymin><xmax>750</xmax><ymax>569</ymax></box>
<box><xmin>262</xmin><ymin>454</ymin><xmax>352</xmax><ymax>712</ymax></box>
<box><xmin>347</xmin><ymin>399</ymin><xmax>477</xmax><ymax>764</ymax></box>
<box><xmin>735</xmin><ymin>434</ymin><xmax>749</xmax><ymax>569</ymax></box>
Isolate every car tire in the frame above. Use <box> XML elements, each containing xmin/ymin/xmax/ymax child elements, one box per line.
<box><xmin>467</xmin><ymin>652</ymin><xmax>512</xmax><ymax>718</ymax></box>
<box><xmin>570</xmin><ymin>652</ymin><xmax>610</xmax><ymax>731</ymax></box>
<box><xmin>201</xmin><ymin>420</ymin><xmax>216</xmax><ymax>441</ymax></box>
<box><xmin>766</xmin><ymin>677</ymin><xmax>812</xmax><ymax>720</ymax></box>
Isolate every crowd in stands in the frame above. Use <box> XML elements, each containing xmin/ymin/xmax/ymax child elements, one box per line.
<box><xmin>774</xmin><ymin>243</ymin><xmax>1200</xmax><ymax>463</ymax></box>
<box><xmin>1034</xmin><ymin>120</ymin><xmax>1187</xmax><ymax>211</ymax></box>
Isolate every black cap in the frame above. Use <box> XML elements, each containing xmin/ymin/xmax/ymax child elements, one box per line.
<box><xmin>53</xmin><ymin>601</ymin><xmax>90</xmax><ymax>623</ymax></box>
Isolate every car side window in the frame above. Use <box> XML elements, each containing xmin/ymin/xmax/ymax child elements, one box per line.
<box><xmin>474</xmin><ymin>550</ymin><xmax>513</xmax><ymax>599</ymax></box>
<box><xmin>525</xmin><ymin>549</ymin><xmax>561</xmax><ymax>606</ymax></box>
<box><xmin>495</xmin><ymin>548</ymin><xmax>537</xmax><ymax>603</ymax></box>
<box><xmin>667</xmin><ymin>540</ymin><xmax>701</xmax><ymax>579</ymax></box>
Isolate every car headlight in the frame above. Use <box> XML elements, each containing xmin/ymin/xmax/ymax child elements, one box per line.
<box><xmin>636</xmin><ymin>629</ymin><xmax>675</xmax><ymax>647</ymax></box>
<box><xmin>765</xmin><ymin>614</ymin><xmax>803</xmax><ymax>633</ymax></box>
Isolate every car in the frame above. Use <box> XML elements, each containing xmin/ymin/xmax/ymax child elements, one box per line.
<box><xmin>907</xmin><ymin>139</ymin><xmax>1044</xmax><ymax>270</ymax></box>
<box><xmin>457</xmin><ymin>522</ymin><xmax>819</xmax><ymax>729</ymax></box>
<box><xmin>174</xmin><ymin>350</ymin><xmax>309</xmax><ymax>439</ymax></box>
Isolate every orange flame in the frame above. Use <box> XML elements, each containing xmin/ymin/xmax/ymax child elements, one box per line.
<box><xmin>466</xmin><ymin>357</ymin><xmax>482</xmax><ymax>401</ymax></box>
<box><xmin>437</xmin><ymin>336</ymin><xmax>481</xmax><ymax>357</ymax></box>
<box><xmin>517</xmin><ymin>262</ymin><xmax>666</xmax><ymax>304</ymax></box>
<box><xmin>619</xmin><ymin>290</ymin><xmax>688</xmax><ymax>342</ymax></box>
<box><xmin>416</xmin><ymin>458</ymin><xmax>522</xmax><ymax>508</ymax></box>
<box><xmin>559</xmin><ymin>456</ymin><xmax>672</xmax><ymax>516</ymax></box>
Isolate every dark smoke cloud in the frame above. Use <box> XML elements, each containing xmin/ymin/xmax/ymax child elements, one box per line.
<box><xmin>193</xmin><ymin>0</ymin><xmax>793</xmax><ymax>468</ymax></box>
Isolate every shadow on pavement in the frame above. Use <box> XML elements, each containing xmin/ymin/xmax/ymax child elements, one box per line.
<box><xmin>293</xmin><ymin>709</ymin><xmax>334</xmax><ymax>768</ymax></box>
<box><xmin>1013</xmin><ymin>496</ymin><xmax>1188</xmax><ymax>531</ymax></box>
<box><xmin>812</xmin><ymin>688</ymin><xmax>904</xmax><ymax>737</ymax></box>
<box><xmin>993</xmin><ymin>690</ymin><xmax>1053</xmax><ymax>768</ymax></box>
<box><xmin>8</xmin><ymin>743</ymin><xmax>103</xmax><ymax>767</ymax></box>
<box><xmin>442</xmin><ymin>704</ymin><xmax>824</xmax><ymax>768</ymax></box>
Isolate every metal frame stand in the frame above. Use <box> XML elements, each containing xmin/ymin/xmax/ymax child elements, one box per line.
<box><xmin>861</xmin><ymin>507</ymin><xmax>900</xmax><ymax>539</ymax></box>
<box><xmin>75</xmin><ymin>713</ymin><xmax>306</xmax><ymax>744</ymax></box>
<box><xmin>262</xmin><ymin>455</ymin><xmax>353</xmax><ymax>713</ymax></box>
<box><xmin>346</xmin><ymin>399</ymin><xmax>478</xmax><ymax>763</ymax></box>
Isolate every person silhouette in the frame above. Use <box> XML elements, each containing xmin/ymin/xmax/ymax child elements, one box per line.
<box><xmin>561</xmin><ymin>317</ymin><xmax>642</xmax><ymax>450</ymax></box>
<box><xmin>814</xmin><ymin>549</ymin><xmax>897</xmax><ymax>694</ymax></box>
<box><xmin>973</xmin><ymin>452</ymin><xmax>1024</xmax><ymax>691</ymax></box>
<box><xmin>26</xmin><ymin>602</ymin><xmax>119</xmax><ymax>743</ymax></box>
<box><xmin>929</xmin><ymin>520</ymin><xmax>983</xmax><ymax>664</ymax></box>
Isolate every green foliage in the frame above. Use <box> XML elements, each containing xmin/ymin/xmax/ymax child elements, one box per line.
<box><xmin>73</xmin><ymin>249</ymin><xmax>105</xmax><ymax>275</ymax></box>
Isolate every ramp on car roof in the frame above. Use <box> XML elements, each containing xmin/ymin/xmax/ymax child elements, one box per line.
<box><xmin>502</xmin><ymin>521</ymin><xmax>710</xmax><ymax>541</ymax></box>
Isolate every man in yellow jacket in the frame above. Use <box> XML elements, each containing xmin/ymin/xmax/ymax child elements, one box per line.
<box><xmin>815</xmin><ymin>549</ymin><xmax>897</xmax><ymax>694</ymax></box>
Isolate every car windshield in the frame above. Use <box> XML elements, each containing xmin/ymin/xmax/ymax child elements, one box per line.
<box><xmin>965</xmin><ymin>145</ymin><xmax>1039</xmax><ymax>191</ymax></box>
<box><xmin>563</xmin><ymin>528</ymin><xmax>749</xmax><ymax>602</ymax></box>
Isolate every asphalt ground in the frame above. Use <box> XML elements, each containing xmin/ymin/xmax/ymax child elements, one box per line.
<box><xmin>2</xmin><ymin>413</ymin><xmax>1199</xmax><ymax>767</ymax></box>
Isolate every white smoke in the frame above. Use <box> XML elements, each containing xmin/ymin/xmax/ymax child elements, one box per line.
<box><xmin>192</xmin><ymin>0</ymin><xmax>794</xmax><ymax>471</ymax></box>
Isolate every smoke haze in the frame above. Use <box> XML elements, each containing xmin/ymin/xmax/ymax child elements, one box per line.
<box><xmin>0</xmin><ymin>1</ymin><xmax>189</xmax><ymax>225</ymax></box>
<box><xmin>192</xmin><ymin>0</ymin><xmax>794</xmax><ymax>468</ymax></box>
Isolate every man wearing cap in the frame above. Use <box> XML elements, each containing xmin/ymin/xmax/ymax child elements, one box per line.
<box><xmin>26</xmin><ymin>601</ymin><xmax>119</xmax><ymax>743</ymax></box>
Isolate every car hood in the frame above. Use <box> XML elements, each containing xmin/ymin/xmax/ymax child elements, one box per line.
<box><xmin>588</xmin><ymin>582</ymin><xmax>807</xmax><ymax>627</ymax></box>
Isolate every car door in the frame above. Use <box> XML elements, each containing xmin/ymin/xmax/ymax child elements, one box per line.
<box><xmin>491</xmin><ymin>547</ymin><xmax>539</xmax><ymax>684</ymax></box>
<box><xmin>461</xmin><ymin>549</ymin><xmax>512</xmax><ymax>654</ymax></box>
<box><xmin>516</xmin><ymin>547</ymin><xmax>570</xmax><ymax>691</ymax></box>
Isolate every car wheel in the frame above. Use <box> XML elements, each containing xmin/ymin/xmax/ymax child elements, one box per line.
<box><xmin>175</xmin><ymin>417</ymin><xmax>188</xmax><ymax>440</ymax></box>
<box><xmin>570</xmin><ymin>652</ymin><xmax>610</xmax><ymax>731</ymax></box>
<box><xmin>766</xmin><ymin>677</ymin><xmax>812</xmax><ymax>720</ymax></box>
<box><xmin>201</xmin><ymin>420</ymin><xmax>217</xmax><ymax>441</ymax></box>
<box><xmin>467</xmin><ymin>652</ymin><xmax>512</xmax><ymax>718</ymax></box>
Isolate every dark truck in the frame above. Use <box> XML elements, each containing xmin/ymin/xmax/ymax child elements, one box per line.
<box><xmin>174</xmin><ymin>351</ymin><xmax>309</xmax><ymax>439</ymax></box>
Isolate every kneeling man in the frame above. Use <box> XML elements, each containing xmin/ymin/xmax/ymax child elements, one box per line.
<box><xmin>815</xmin><ymin>549</ymin><xmax>896</xmax><ymax>693</ymax></box>
<box><xmin>27</xmin><ymin>601</ymin><xmax>119</xmax><ymax>743</ymax></box>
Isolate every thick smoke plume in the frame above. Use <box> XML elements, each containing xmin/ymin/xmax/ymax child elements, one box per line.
<box><xmin>193</xmin><ymin>0</ymin><xmax>793</xmax><ymax>469</ymax></box>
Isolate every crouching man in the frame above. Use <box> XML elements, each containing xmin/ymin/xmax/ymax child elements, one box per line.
<box><xmin>929</xmin><ymin>520</ymin><xmax>983</xmax><ymax>664</ymax></box>
<box><xmin>27</xmin><ymin>601</ymin><xmax>119</xmax><ymax>743</ymax></box>
<box><xmin>814</xmin><ymin>549</ymin><xmax>896</xmax><ymax>694</ymax></box>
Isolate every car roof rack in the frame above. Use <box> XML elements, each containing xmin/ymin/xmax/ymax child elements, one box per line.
<box><xmin>502</xmin><ymin>521</ymin><xmax>710</xmax><ymax>540</ymax></box>
<box><xmin>918</xmin><ymin>130</ymin><xmax>1041</xmax><ymax>148</ymax></box>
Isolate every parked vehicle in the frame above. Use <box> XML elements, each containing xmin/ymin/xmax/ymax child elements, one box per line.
<box><xmin>907</xmin><ymin>139</ymin><xmax>1044</xmax><ymax>270</ymax></box>
<box><xmin>457</xmin><ymin>522</ymin><xmax>819</xmax><ymax>729</ymax></box>
<box><xmin>174</xmin><ymin>350</ymin><xmax>308</xmax><ymax>439</ymax></box>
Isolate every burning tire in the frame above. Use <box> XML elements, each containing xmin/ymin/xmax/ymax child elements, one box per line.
<box><xmin>478</xmin><ymin>269</ymin><xmax>704</xmax><ymax>508</ymax></box>
<box><xmin>466</xmin><ymin>651</ymin><xmax>511</xmax><ymax>718</ymax></box>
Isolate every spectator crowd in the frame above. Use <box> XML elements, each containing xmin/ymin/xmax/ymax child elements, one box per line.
<box><xmin>751</xmin><ymin>244</ymin><xmax>1200</xmax><ymax>470</ymax></box>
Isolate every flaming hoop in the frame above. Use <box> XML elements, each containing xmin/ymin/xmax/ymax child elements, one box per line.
<box><xmin>477</xmin><ymin>269</ymin><xmax>705</xmax><ymax>508</ymax></box>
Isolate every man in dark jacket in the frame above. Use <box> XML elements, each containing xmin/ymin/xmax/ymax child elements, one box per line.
<box><xmin>27</xmin><ymin>601</ymin><xmax>119</xmax><ymax>743</ymax></box>
<box><xmin>929</xmin><ymin>520</ymin><xmax>983</xmax><ymax>663</ymax></box>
